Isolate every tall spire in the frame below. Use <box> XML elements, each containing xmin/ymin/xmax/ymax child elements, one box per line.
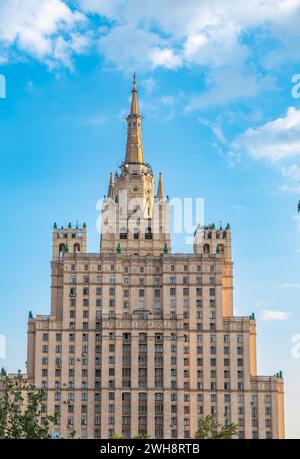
<box><xmin>125</xmin><ymin>73</ymin><xmax>144</xmax><ymax>164</ymax></box>
<box><xmin>157</xmin><ymin>172</ymin><xmax>164</xmax><ymax>199</ymax></box>
<box><xmin>130</xmin><ymin>72</ymin><xmax>139</xmax><ymax>115</ymax></box>
<box><xmin>107</xmin><ymin>172</ymin><xmax>114</xmax><ymax>199</ymax></box>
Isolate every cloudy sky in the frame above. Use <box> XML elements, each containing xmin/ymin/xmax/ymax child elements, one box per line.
<box><xmin>0</xmin><ymin>0</ymin><xmax>300</xmax><ymax>438</ymax></box>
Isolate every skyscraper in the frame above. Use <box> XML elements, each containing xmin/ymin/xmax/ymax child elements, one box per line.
<box><xmin>25</xmin><ymin>76</ymin><xmax>284</xmax><ymax>439</ymax></box>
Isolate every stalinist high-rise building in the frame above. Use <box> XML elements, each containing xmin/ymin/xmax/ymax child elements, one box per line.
<box><xmin>24</xmin><ymin>76</ymin><xmax>284</xmax><ymax>439</ymax></box>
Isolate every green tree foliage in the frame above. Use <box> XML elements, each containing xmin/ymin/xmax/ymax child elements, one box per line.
<box><xmin>132</xmin><ymin>433</ymin><xmax>150</xmax><ymax>439</ymax></box>
<box><xmin>0</xmin><ymin>372</ymin><xmax>56</xmax><ymax>439</ymax></box>
<box><xmin>194</xmin><ymin>415</ymin><xmax>238</xmax><ymax>439</ymax></box>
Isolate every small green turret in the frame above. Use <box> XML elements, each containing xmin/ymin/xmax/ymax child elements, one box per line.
<box><xmin>117</xmin><ymin>242</ymin><xmax>121</xmax><ymax>254</ymax></box>
<box><xmin>68</xmin><ymin>222</ymin><xmax>72</xmax><ymax>228</ymax></box>
<box><xmin>0</xmin><ymin>367</ymin><xmax>6</xmax><ymax>377</ymax></box>
<box><xmin>164</xmin><ymin>243</ymin><xmax>169</xmax><ymax>254</ymax></box>
<box><xmin>53</xmin><ymin>222</ymin><xmax>57</xmax><ymax>229</ymax></box>
<box><xmin>28</xmin><ymin>311</ymin><xmax>33</xmax><ymax>319</ymax></box>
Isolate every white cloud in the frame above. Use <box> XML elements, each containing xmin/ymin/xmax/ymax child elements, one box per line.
<box><xmin>149</xmin><ymin>48</ymin><xmax>182</xmax><ymax>69</ymax></box>
<box><xmin>280</xmin><ymin>164</ymin><xmax>300</xmax><ymax>187</ymax></box>
<box><xmin>279</xmin><ymin>183</ymin><xmax>300</xmax><ymax>194</ymax></box>
<box><xmin>76</xmin><ymin>0</ymin><xmax>300</xmax><ymax>104</ymax></box>
<box><xmin>199</xmin><ymin>118</ymin><xmax>226</xmax><ymax>144</ymax></box>
<box><xmin>260</xmin><ymin>309</ymin><xmax>291</xmax><ymax>320</ymax></box>
<box><xmin>98</xmin><ymin>25</ymin><xmax>160</xmax><ymax>70</ymax></box>
<box><xmin>280</xmin><ymin>282</ymin><xmax>300</xmax><ymax>288</ymax></box>
<box><xmin>141</xmin><ymin>77</ymin><xmax>155</xmax><ymax>95</ymax></box>
<box><xmin>279</xmin><ymin>163</ymin><xmax>300</xmax><ymax>194</ymax></box>
<box><xmin>232</xmin><ymin>107</ymin><xmax>300</xmax><ymax>161</ymax></box>
<box><xmin>187</xmin><ymin>67</ymin><xmax>275</xmax><ymax>110</ymax></box>
<box><xmin>0</xmin><ymin>0</ymin><xmax>88</xmax><ymax>68</ymax></box>
<box><xmin>280</xmin><ymin>164</ymin><xmax>300</xmax><ymax>181</ymax></box>
<box><xmin>2</xmin><ymin>0</ymin><xmax>300</xmax><ymax>95</ymax></box>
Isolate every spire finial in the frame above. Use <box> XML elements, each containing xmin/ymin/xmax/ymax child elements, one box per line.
<box><xmin>108</xmin><ymin>172</ymin><xmax>114</xmax><ymax>199</ymax></box>
<box><xmin>157</xmin><ymin>172</ymin><xmax>164</xmax><ymax>199</ymax></box>
<box><xmin>130</xmin><ymin>72</ymin><xmax>139</xmax><ymax>115</ymax></box>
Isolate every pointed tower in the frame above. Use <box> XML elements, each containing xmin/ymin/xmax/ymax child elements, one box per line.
<box><xmin>107</xmin><ymin>172</ymin><xmax>114</xmax><ymax>199</ymax></box>
<box><xmin>100</xmin><ymin>74</ymin><xmax>171</xmax><ymax>255</ymax></box>
<box><xmin>125</xmin><ymin>73</ymin><xmax>144</xmax><ymax>164</ymax></box>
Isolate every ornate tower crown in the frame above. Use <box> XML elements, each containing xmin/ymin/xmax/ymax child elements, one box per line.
<box><xmin>100</xmin><ymin>74</ymin><xmax>171</xmax><ymax>256</ymax></box>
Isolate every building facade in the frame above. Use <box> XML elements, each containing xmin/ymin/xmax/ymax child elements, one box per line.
<box><xmin>24</xmin><ymin>77</ymin><xmax>284</xmax><ymax>439</ymax></box>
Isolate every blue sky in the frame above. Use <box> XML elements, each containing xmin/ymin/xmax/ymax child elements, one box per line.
<box><xmin>0</xmin><ymin>0</ymin><xmax>300</xmax><ymax>438</ymax></box>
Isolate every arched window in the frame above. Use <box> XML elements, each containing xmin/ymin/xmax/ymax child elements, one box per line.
<box><xmin>74</xmin><ymin>243</ymin><xmax>80</xmax><ymax>253</ymax></box>
<box><xmin>203</xmin><ymin>244</ymin><xmax>210</xmax><ymax>254</ymax></box>
<box><xmin>59</xmin><ymin>243</ymin><xmax>65</xmax><ymax>259</ymax></box>
<box><xmin>208</xmin><ymin>232</ymin><xmax>212</xmax><ymax>239</ymax></box>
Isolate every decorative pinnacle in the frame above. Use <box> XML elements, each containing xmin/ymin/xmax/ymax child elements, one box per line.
<box><xmin>157</xmin><ymin>172</ymin><xmax>164</xmax><ymax>199</ymax></box>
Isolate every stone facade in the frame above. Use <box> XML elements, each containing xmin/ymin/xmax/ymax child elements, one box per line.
<box><xmin>7</xmin><ymin>77</ymin><xmax>285</xmax><ymax>439</ymax></box>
